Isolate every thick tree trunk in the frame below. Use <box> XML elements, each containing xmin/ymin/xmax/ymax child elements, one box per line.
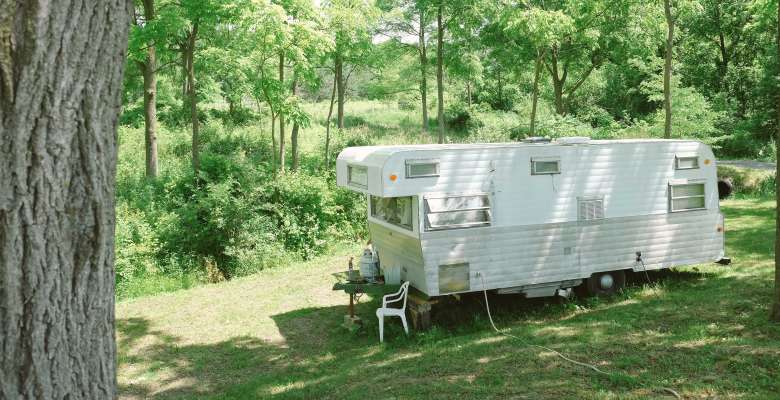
<box><xmin>0</xmin><ymin>1</ymin><xmax>130</xmax><ymax>398</ymax></box>
<box><xmin>771</xmin><ymin>0</ymin><xmax>780</xmax><ymax>322</ymax></box>
<box><xmin>418</xmin><ymin>8</ymin><xmax>429</xmax><ymax>132</ymax></box>
<box><xmin>663</xmin><ymin>0</ymin><xmax>674</xmax><ymax>139</ymax></box>
<box><xmin>278</xmin><ymin>52</ymin><xmax>285</xmax><ymax>173</ymax></box>
<box><xmin>140</xmin><ymin>0</ymin><xmax>158</xmax><ymax>178</ymax></box>
<box><xmin>436</xmin><ymin>4</ymin><xmax>444</xmax><ymax>144</ymax></box>
<box><xmin>324</xmin><ymin>71</ymin><xmax>337</xmax><ymax>170</ymax></box>
<box><xmin>335</xmin><ymin>54</ymin><xmax>345</xmax><ymax>129</ymax></box>
<box><xmin>530</xmin><ymin>49</ymin><xmax>543</xmax><ymax>136</ymax></box>
<box><xmin>290</xmin><ymin>75</ymin><xmax>299</xmax><ymax>172</ymax></box>
<box><xmin>185</xmin><ymin>23</ymin><xmax>200</xmax><ymax>172</ymax></box>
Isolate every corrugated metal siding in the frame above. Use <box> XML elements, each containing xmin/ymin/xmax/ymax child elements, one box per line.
<box><xmin>368</xmin><ymin>222</ymin><xmax>428</xmax><ymax>293</ymax></box>
<box><xmin>421</xmin><ymin>211</ymin><xmax>723</xmax><ymax>296</ymax></box>
<box><xmin>356</xmin><ymin>140</ymin><xmax>724</xmax><ymax>297</ymax></box>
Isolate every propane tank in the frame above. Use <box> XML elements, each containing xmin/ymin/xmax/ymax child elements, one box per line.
<box><xmin>360</xmin><ymin>247</ymin><xmax>378</xmax><ymax>282</ymax></box>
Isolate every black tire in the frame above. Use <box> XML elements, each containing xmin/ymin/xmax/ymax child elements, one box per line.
<box><xmin>585</xmin><ymin>270</ymin><xmax>626</xmax><ymax>296</ymax></box>
<box><xmin>718</xmin><ymin>178</ymin><xmax>733</xmax><ymax>200</ymax></box>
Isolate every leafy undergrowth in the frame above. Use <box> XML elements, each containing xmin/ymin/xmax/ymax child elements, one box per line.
<box><xmin>117</xmin><ymin>198</ymin><xmax>780</xmax><ymax>399</ymax></box>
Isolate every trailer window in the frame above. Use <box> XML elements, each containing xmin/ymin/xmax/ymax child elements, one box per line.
<box><xmin>670</xmin><ymin>183</ymin><xmax>706</xmax><ymax>212</ymax></box>
<box><xmin>531</xmin><ymin>157</ymin><xmax>560</xmax><ymax>175</ymax></box>
<box><xmin>406</xmin><ymin>159</ymin><xmax>440</xmax><ymax>178</ymax></box>
<box><xmin>370</xmin><ymin>196</ymin><xmax>413</xmax><ymax>230</ymax></box>
<box><xmin>675</xmin><ymin>154</ymin><xmax>699</xmax><ymax>170</ymax></box>
<box><xmin>424</xmin><ymin>193</ymin><xmax>491</xmax><ymax>231</ymax></box>
<box><xmin>348</xmin><ymin>164</ymin><xmax>368</xmax><ymax>188</ymax></box>
<box><xmin>578</xmin><ymin>196</ymin><xmax>605</xmax><ymax>221</ymax></box>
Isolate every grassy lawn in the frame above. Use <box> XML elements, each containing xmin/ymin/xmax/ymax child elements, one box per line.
<box><xmin>117</xmin><ymin>198</ymin><xmax>780</xmax><ymax>399</ymax></box>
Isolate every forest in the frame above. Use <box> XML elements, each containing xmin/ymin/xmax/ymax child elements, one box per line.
<box><xmin>116</xmin><ymin>0</ymin><xmax>778</xmax><ymax>297</ymax></box>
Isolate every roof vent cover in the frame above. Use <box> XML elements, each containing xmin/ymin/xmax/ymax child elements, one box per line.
<box><xmin>556</xmin><ymin>136</ymin><xmax>591</xmax><ymax>145</ymax></box>
<box><xmin>522</xmin><ymin>137</ymin><xmax>552</xmax><ymax>143</ymax></box>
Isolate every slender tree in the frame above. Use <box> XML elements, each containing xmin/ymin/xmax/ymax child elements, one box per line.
<box><xmin>279</xmin><ymin>52</ymin><xmax>286</xmax><ymax>172</ymax></box>
<box><xmin>771</xmin><ymin>0</ymin><xmax>780</xmax><ymax>322</ymax></box>
<box><xmin>290</xmin><ymin>75</ymin><xmax>300</xmax><ymax>171</ymax></box>
<box><xmin>324</xmin><ymin>70</ymin><xmax>337</xmax><ymax>169</ymax></box>
<box><xmin>136</xmin><ymin>0</ymin><xmax>159</xmax><ymax>178</ymax></box>
<box><xmin>530</xmin><ymin>49</ymin><xmax>544</xmax><ymax>135</ymax></box>
<box><xmin>419</xmin><ymin>4</ymin><xmax>430</xmax><ymax>131</ymax></box>
<box><xmin>436</xmin><ymin>2</ymin><xmax>445</xmax><ymax>143</ymax></box>
<box><xmin>663</xmin><ymin>0</ymin><xmax>675</xmax><ymax>139</ymax></box>
<box><xmin>0</xmin><ymin>1</ymin><xmax>130</xmax><ymax>397</ymax></box>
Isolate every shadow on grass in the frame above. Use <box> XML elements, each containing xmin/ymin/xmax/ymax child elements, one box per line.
<box><xmin>117</xmin><ymin>200</ymin><xmax>780</xmax><ymax>399</ymax></box>
<box><xmin>117</xmin><ymin>265</ymin><xmax>780</xmax><ymax>399</ymax></box>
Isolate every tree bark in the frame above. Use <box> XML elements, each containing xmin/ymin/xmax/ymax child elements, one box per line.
<box><xmin>530</xmin><ymin>49</ymin><xmax>544</xmax><ymax>136</ymax></box>
<box><xmin>497</xmin><ymin>67</ymin><xmax>503</xmax><ymax>108</ymax></box>
<box><xmin>140</xmin><ymin>0</ymin><xmax>158</xmax><ymax>178</ymax></box>
<box><xmin>418</xmin><ymin>7</ymin><xmax>429</xmax><ymax>131</ymax></box>
<box><xmin>770</xmin><ymin>0</ymin><xmax>780</xmax><ymax>322</ymax></box>
<box><xmin>270</xmin><ymin>111</ymin><xmax>277</xmax><ymax>172</ymax></box>
<box><xmin>436</xmin><ymin>3</ymin><xmax>445</xmax><ymax>144</ymax></box>
<box><xmin>663</xmin><ymin>0</ymin><xmax>674</xmax><ymax>139</ymax></box>
<box><xmin>185</xmin><ymin>23</ymin><xmax>200</xmax><ymax>172</ymax></box>
<box><xmin>466</xmin><ymin>80</ymin><xmax>472</xmax><ymax>107</ymax></box>
<box><xmin>0</xmin><ymin>1</ymin><xmax>130</xmax><ymax>398</ymax></box>
<box><xmin>335</xmin><ymin>54</ymin><xmax>345</xmax><ymax>129</ymax></box>
<box><xmin>324</xmin><ymin>70</ymin><xmax>337</xmax><ymax>170</ymax></box>
<box><xmin>548</xmin><ymin>48</ymin><xmax>566</xmax><ymax>116</ymax></box>
<box><xmin>278</xmin><ymin>52</ymin><xmax>285</xmax><ymax>173</ymax></box>
<box><xmin>290</xmin><ymin>75</ymin><xmax>299</xmax><ymax>172</ymax></box>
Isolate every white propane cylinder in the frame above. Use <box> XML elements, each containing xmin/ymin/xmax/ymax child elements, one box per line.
<box><xmin>359</xmin><ymin>247</ymin><xmax>377</xmax><ymax>282</ymax></box>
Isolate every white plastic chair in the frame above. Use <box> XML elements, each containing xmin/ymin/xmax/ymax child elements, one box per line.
<box><xmin>376</xmin><ymin>281</ymin><xmax>411</xmax><ymax>342</ymax></box>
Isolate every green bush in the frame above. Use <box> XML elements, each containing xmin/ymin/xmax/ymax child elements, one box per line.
<box><xmin>717</xmin><ymin>165</ymin><xmax>776</xmax><ymax>196</ymax></box>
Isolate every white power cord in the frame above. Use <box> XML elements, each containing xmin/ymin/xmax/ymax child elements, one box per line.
<box><xmin>477</xmin><ymin>273</ymin><xmax>681</xmax><ymax>399</ymax></box>
<box><xmin>478</xmin><ymin>274</ymin><xmax>609</xmax><ymax>374</ymax></box>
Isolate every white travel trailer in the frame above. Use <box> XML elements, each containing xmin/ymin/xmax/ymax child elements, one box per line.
<box><xmin>336</xmin><ymin>138</ymin><xmax>729</xmax><ymax>298</ymax></box>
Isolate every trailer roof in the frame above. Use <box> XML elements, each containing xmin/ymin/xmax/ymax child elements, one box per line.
<box><xmin>338</xmin><ymin>138</ymin><xmax>702</xmax><ymax>167</ymax></box>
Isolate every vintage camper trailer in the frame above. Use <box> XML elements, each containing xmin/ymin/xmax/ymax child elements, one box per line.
<box><xmin>336</xmin><ymin>138</ymin><xmax>729</xmax><ymax>298</ymax></box>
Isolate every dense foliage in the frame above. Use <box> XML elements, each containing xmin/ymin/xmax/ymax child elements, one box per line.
<box><xmin>118</xmin><ymin>0</ymin><xmax>778</xmax><ymax>297</ymax></box>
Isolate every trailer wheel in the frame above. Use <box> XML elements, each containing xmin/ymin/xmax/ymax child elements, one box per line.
<box><xmin>586</xmin><ymin>270</ymin><xmax>626</xmax><ymax>296</ymax></box>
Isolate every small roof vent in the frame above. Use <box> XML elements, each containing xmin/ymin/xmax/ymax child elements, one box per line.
<box><xmin>522</xmin><ymin>136</ymin><xmax>552</xmax><ymax>144</ymax></box>
<box><xmin>556</xmin><ymin>136</ymin><xmax>591</xmax><ymax>145</ymax></box>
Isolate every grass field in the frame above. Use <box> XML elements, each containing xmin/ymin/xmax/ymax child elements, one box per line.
<box><xmin>116</xmin><ymin>197</ymin><xmax>780</xmax><ymax>399</ymax></box>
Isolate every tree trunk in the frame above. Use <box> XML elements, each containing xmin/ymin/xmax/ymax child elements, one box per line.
<box><xmin>335</xmin><ymin>54</ymin><xmax>345</xmax><ymax>129</ymax></box>
<box><xmin>278</xmin><ymin>52</ymin><xmax>285</xmax><ymax>173</ymax></box>
<box><xmin>770</xmin><ymin>0</ymin><xmax>780</xmax><ymax>322</ymax></box>
<box><xmin>185</xmin><ymin>23</ymin><xmax>200</xmax><ymax>172</ymax></box>
<box><xmin>663</xmin><ymin>0</ymin><xmax>674</xmax><ymax>139</ymax></box>
<box><xmin>530</xmin><ymin>49</ymin><xmax>543</xmax><ymax>136</ymax></box>
<box><xmin>418</xmin><ymin>7</ymin><xmax>429</xmax><ymax>131</ymax></box>
<box><xmin>270</xmin><ymin>111</ymin><xmax>277</xmax><ymax>172</ymax></box>
<box><xmin>436</xmin><ymin>3</ymin><xmax>445</xmax><ymax>144</ymax></box>
<box><xmin>324</xmin><ymin>70</ymin><xmax>337</xmax><ymax>170</ymax></box>
<box><xmin>0</xmin><ymin>1</ymin><xmax>130</xmax><ymax>398</ymax></box>
<box><xmin>140</xmin><ymin>0</ymin><xmax>158</xmax><ymax>178</ymax></box>
<box><xmin>466</xmin><ymin>80</ymin><xmax>472</xmax><ymax>107</ymax></box>
<box><xmin>549</xmin><ymin>48</ymin><xmax>566</xmax><ymax>116</ymax></box>
<box><xmin>290</xmin><ymin>75</ymin><xmax>299</xmax><ymax>172</ymax></box>
<box><xmin>497</xmin><ymin>68</ymin><xmax>503</xmax><ymax>108</ymax></box>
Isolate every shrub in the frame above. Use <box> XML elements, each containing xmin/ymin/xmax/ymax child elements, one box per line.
<box><xmin>717</xmin><ymin>165</ymin><xmax>776</xmax><ymax>196</ymax></box>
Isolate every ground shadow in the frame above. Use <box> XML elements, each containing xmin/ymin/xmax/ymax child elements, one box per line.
<box><xmin>117</xmin><ymin>201</ymin><xmax>780</xmax><ymax>399</ymax></box>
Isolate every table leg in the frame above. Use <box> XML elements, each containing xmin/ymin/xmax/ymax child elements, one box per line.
<box><xmin>348</xmin><ymin>293</ymin><xmax>354</xmax><ymax>317</ymax></box>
